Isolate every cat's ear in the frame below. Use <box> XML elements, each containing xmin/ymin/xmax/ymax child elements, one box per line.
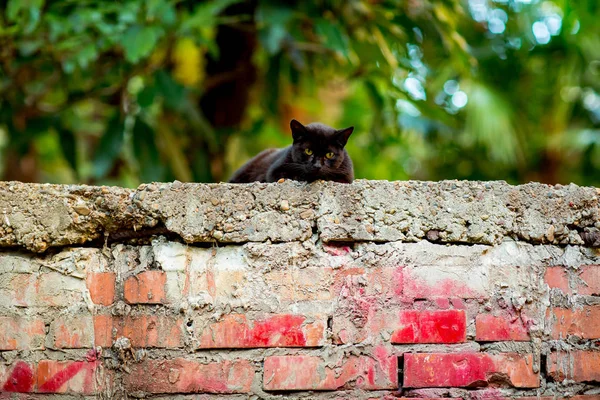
<box><xmin>290</xmin><ymin>119</ymin><xmax>307</xmax><ymax>141</ymax></box>
<box><xmin>335</xmin><ymin>126</ymin><xmax>354</xmax><ymax>147</ymax></box>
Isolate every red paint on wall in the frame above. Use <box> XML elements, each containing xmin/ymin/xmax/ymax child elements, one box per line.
<box><xmin>391</xmin><ymin>310</ymin><xmax>466</xmax><ymax>344</ymax></box>
<box><xmin>197</xmin><ymin>314</ymin><xmax>325</xmax><ymax>348</ymax></box>
<box><xmin>2</xmin><ymin>362</ymin><xmax>34</xmax><ymax>392</ymax></box>
<box><xmin>250</xmin><ymin>315</ymin><xmax>307</xmax><ymax>346</ymax></box>
<box><xmin>37</xmin><ymin>361</ymin><xmax>95</xmax><ymax>393</ymax></box>
<box><xmin>404</xmin><ymin>353</ymin><xmax>495</xmax><ymax>388</ymax></box>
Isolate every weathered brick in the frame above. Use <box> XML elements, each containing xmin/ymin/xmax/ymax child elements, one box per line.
<box><xmin>334</xmin><ymin>308</ymin><xmax>466</xmax><ymax>345</ymax></box>
<box><xmin>123</xmin><ymin>359</ymin><xmax>253</xmax><ymax>393</ymax></box>
<box><xmin>196</xmin><ymin>314</ymin><xmax>325</xmax><ymax>348</ymax></box>
<box><xmin>579</xmin><ymin>265</ymin><xmax>600</xmax><ymax>295</ymax></box>
<box><xmin>36</xmin><ymin>360</ymin><xmax>98</xmax><ymax>394</ymax></box>
<box><xmin>403</xmin><ymin>264</ymin><xmax>488</xmax><ymax>299</ymax></box>
<box><xmin>154</xmin><ymin>242</ymin><xmax>189</xmax><ymax>304</ymax></box>
<box><xmin>263</xmin><ymin>347</ymin><xmax>397</xmax><ymax>391</ymax></box>
<box><xmin>545</xmin><ymin>266</ymin><xmax>570</xmax><ymax>293</ymax></box>
<box><xmin>93</xmin><ymin>314</ymin><xmax>183</xmax><ymax>348</ymax></box>
<box><xmin>86</xmin><ymin>272</ymin><xmax>115</xmax><ymax>306</ymax></box>
<box><xmin>391</xmin><ymin>310</ymin><xmax>466</xmax><ymax>344</ymax></box>
<box><xmin>332</xmin><ymin>267</ymin><xmax>403</xmax><ymax>303</ymax></box>
<box><xmin>515</xmin><ymin>397</ymin><xmax>600</xmax><ymax>400</ymax></box>
<box><xmin>265</xmin><ymin>267</ymin><xmax>333</xmax><ymax>301</ymax></box>
<box><xmin>403</xmin><ymin>353</ymin><xmax>539</xmax><ymax>388</ymax></box>
<box><xmin>0</xmin><ymin>317</ymin><xmax>45</xmax><ymax>350</ymax></box>
<box><xmin>548</xmin><ymin>351</ymin><xmax>600</xmax><ymax>383</ymax></box>
<box><xmin>124</xmin><ymin>270</ymin><xmax>166</xmax><ymax>304</ymax></box>
<box><xmin>153</xmin><ymin>241</ymin><xmax>189</xmax><ymax>271</ymax></box>
<box><xmin>475</xmin><ymin>314</ymin><xmax>529</xmax><ymax>341</ymax></box>
<box><xmin>0</xmin><ymin>273</ymin><xmax>37</xmax><ymax>307</ymax></box>
<box><xmin>36</xmin><ymin>272</ymin><xmax>86</xmax><ymax>307</ymax></box>
<box><xmin>1</xmin><ymin>361</ymin><xmax>36</xmax><ymax>392</ymax></box>
<box><xmin>544</xmin><ymin>265</ymin><xmax>600</xmax><ymax>296</ymax></box>
<box><xmin>546</xmin><ymin>306</ymin><xmax>600</xmax><ymax>339</ymax></box>
<box><xmin>0</xmin><ymin>253</ymin><xmax>40</xmax><ymax>274</ymax></box>
<box><xmin>0</xmin><ymin>273</ymin><xmax>86</xmax><ymax>308</ymax></box>
<box><xmin>49</xmin><ymin>316</ymin><xmax>94</xmax><ymax>349</ymax></box>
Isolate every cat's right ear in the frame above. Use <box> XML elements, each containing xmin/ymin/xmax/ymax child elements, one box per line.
<box><xmin>335</xmin><ymin>126</ymin><xmax>354</xmax><ymax>147</ymax></box>
<box><xmin>290</xmin><ymin>119</ymin><xmax>307</xmax><ymax>141</ymax></box>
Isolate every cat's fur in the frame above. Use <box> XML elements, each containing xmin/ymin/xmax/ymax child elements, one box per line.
<box><xmin>229</xmin><ymin>119</ymin><xmax>354</xmax><ymax>183</ymax></box>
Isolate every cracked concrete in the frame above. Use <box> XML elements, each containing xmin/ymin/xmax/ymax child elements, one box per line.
<box><xmin>0</xmin><ymin>180</ymin><xmax>599</xmax><ymax>252</ymax></box>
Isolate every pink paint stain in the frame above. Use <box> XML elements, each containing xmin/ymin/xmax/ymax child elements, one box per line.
<box><xmin>323</xmin><ymin>244</ymin><xmax>351</xmax><ymax>256</ymax></box>
<box><xmin>2</xmin><ymin>361</ymin><xmax>34</xmax><ymax>392</ymax></box>
<box><xmin>250</xmin><ymin>315</ymin><xmax>307</xmax><ymax>346</ymax></box>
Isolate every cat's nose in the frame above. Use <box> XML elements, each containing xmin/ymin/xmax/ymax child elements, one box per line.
<box><xmin>314</xmin><ymin>160</ymin><xmax>322</xmax><ymax>169</ymax></box>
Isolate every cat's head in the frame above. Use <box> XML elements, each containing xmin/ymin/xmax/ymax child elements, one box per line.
<box><xmin>289</xmin><ymin>119</ymin><xmax>353</xmax><ymax>172</ymax></box>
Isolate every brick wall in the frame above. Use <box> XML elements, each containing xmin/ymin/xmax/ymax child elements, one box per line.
<box><xmin>0</xmin><ymin>180</ymin><xmax>599</xmax><ymax>399</ymax></box>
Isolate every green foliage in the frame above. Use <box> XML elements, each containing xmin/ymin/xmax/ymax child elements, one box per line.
<box><xmin>0</xmin><ymin>0</ymin><xmax>599</xmax><ymax>186</ymax></box>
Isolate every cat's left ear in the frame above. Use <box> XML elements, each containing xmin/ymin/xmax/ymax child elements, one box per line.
<box><xmin>335</xmin><ymin>126</ymin><xmax>354</xmax><ymax>147</ymax></box>
<box><xmin>290</xmin><ymin>119</ymin><xmax>307</xmax><ymax>141</ymax></box>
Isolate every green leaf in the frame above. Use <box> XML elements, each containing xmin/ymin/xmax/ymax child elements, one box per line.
<box><xmin>58</xmin><ymin>128</ymin><xmax>77</xmax><ymax>173</ymax></box>
<box><xmin>155</xmin><ymin>70</ymin><xmax>187</xmax><ymax>111</ymax></box>
<box><xmin>93</xmin><ymin>115</ymin><xmax>125</xmax><ymax>178</ymax></box>
<box><xmin>256</xmin><ymin>3</ymin><xmax>294</xmax><ymax>54</ymax></box>
<box><xmin>180</xmin><ymin>0</ymin><xmax>243</xmax><ymax>33</ymax></box>
<box><xmin>132</xmin><ymin>118</ymin><xmax>165</xmax><ymax>182</ymax></box>
<box><xmin>75</xmin><ymin>44</ymin><xmax>99</xmax><ymax>69</ymax></box>
<box><xmin>137</xmin><ymin>84</ymin><xmax>157</xmax><ymax>108</ymax></box>
<box><xmin>146</xmin><ymin>0</ymin><xmax>177</xmax><ymax>26</ymax></box>
<box><xmin>18</xmin><ymin>40</ymin><xmax>43</xmax><ymax>56</ymax></box>
<box><xmin>260</xmin><ymin>25</ymin><xmax>287</xmax><ymax>55</ymax></box>
<box><xmin>121</xmin><ymin>25</ymin><xmax>163</xmax><ymax>63</ymax></box>
<box><xmin>315</xmin><ymin>19</ymin><xmax>349</xmax><ymax>56</ymax></box>
<box><xmin>7</xmin><ymin>0</ymin><xmax>45</xmax><ymax>33</ymax></box>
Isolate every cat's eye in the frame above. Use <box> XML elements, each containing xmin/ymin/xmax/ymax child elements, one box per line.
<box><xmin>305</xmin><ymin>148</ymin><xmax>313</xmax><ymax>155</ymax></box>
<box><xmin>325</xmin><ymin>152</ymin><xmax>334</xmax><ymax>159</ymax></box>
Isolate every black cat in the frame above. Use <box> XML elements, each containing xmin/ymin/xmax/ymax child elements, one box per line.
<box><xmin>228</xmin><ymin>119</ymin><xmax>354</xmax><ymax>183</ymax></box>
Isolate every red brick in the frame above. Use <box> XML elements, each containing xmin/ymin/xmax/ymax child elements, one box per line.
<box><xmin>571</xmin><ymin>397</ymin><xmax>600</xmax><ymax>400</ymax></box>
<box><xmin>49</xmin><ymin>316</ymin><xmax>93</xmax><ymax>349</ymax></box>
<box><xmin>475</xmin><ymin>314</ymin><xmax>530</xmax><ymax>341</ymax></box>
<box><xmin>196</xmin><ymin>314</ymin><xmax>325</xmax><ymax>348</ymax></box>
<box><xmin>92</xmin><ymin>315</ymin><xmax>113</xmax><ymax>348</ymax></box>
<box><xmin>548</xmin><ymin>351</ymin><xmax>600</xmax><ymax>383</ymax></box>
<box><xmin>36</xmin><ymin>360</ymin><xmax>98</xmax><ymax>394</ymax></box>
<box><xmin>124</xmin><ymin>271</ymin><xmax>166</xmax><ymax>304</ymax></box>
<box><xmin>0</xmin><ymin>317</ymin><xmax>45</xmax><ymax>350</ymax></box>
<box><xmin>1</xmin><ymin>361</ymin><xmax>36</xmax><ymax>392</ymax></box>
<box><xmin>86</xmin><ymin>272</ymin><xmax>115</xmax><ymax>305</ymax></box>
<box><xmin>403</xmin><ymin>353</ymin><xmax>539</xmax><ymax>388</ymax></box>
<box><xmin>546</xmin><ymin>306</ymin><xmax>600</xmax><ymax>339</ymax></box>
<box><xmin>545</xmin><ymin>266</ymin><xmax>570</xmax><ymax>293</ymax></box>
<box><xmin>93</xmin><ymin>314</ymin><xmax>183</xmax><ymax>348</ymax></box>
<box><xmin>391</xmin><ymin>310</ymin><xmax>466</xmax><ymax>344</ymax></box>
<box><xmin>263</xmin><ymin>347</ymin><xmax>397</xmax><ymax>391</ymax></box>
<box><xmin>123</xmin><ymin>359</ymin><xmax>253</xmax><ymax>393</ymax></box>
<box><xmin>579</xmin><ymin>265</ymin><xmax>600</xmax><ymax>295</ymax></box>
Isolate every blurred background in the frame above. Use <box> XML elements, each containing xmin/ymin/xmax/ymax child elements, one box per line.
<box><xmin>0</xmin><ymin>0</ymin><xmax>599</xmax><ymax>187</ymax></box>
